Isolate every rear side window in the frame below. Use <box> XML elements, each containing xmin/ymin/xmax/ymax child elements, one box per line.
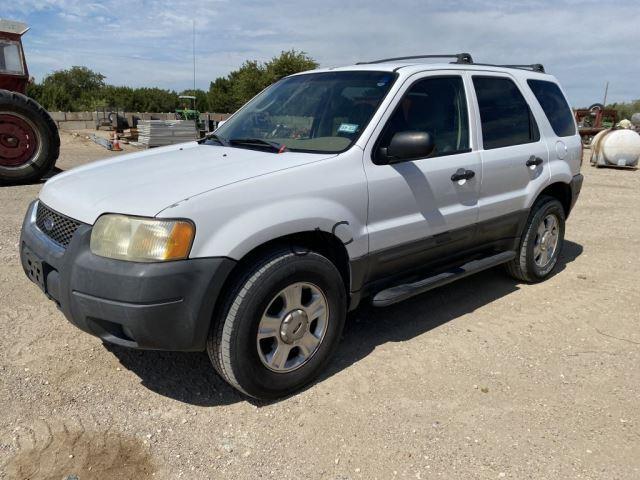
<box><xmin>527</xmin><ymin>79</ymin><xmax>576</xmax><ymax>137</ymax></box>
<box><xmin>473</xmin><ymin>76</ymin><xmax>539</xmax><ymax>149</ymax></box>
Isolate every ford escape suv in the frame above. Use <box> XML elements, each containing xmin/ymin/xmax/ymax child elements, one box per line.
<box><xmin>20</xmin><ymin>53</ymin><xmax>583</xmax><ymax>399</ymax></box>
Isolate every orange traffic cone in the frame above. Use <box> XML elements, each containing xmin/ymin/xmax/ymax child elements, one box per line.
<box><xmin>111</xmin><ymin>132</ymin><xmax>123</xmax><ymax>152</ymax></box>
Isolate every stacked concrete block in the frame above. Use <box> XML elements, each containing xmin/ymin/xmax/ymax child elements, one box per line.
<box><xmin>47</xmin><ymin>111</ymin><xmax>234</xmax><ymax>131</ymax></box>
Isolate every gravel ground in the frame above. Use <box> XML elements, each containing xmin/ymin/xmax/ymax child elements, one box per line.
<box><xmin>1</xmin><ymin>131</ymin><xmax>639</xmax><ymax>479</ymax></box>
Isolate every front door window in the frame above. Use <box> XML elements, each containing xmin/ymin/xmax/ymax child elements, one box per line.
<box><xmin>376</xmin><ymin>76</ymin><xmax>470</xmax><ymax>162</ymax></box>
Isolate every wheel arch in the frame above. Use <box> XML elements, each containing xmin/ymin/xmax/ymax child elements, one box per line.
<box><xmin>537</xmin><ymin>181</ymin><xmax>572</xmax><ymax>217</ymax></box>
<box><xmin>211</xmin><ymin>230</ymin><xmax>354</xmax><ymax>331</ymax></box>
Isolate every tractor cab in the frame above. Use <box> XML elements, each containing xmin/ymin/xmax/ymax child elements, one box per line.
<box><xmin>175</xmin><ymin>94</ymin><xmax>205</xmax><ymax>135</ymax></box>
<box><xmin>0</xmin><ymin>19</ymin><xmax>29</xmax><ymax>94</ymax></box>
<box><xmin>175</xmin><ymin>95</ymin><xmax>200</xmax><ymax>122</ymax></box>
<box><xmin>1</xmin><ymin>19</ymin><xmax>60</xmax><ymax>184</ymax></box>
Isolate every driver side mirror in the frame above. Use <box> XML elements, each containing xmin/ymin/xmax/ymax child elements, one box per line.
<box><xmin>378</xmin><ymin>131</ymin><xmax>435</xmax><ymax>164</ymax></box>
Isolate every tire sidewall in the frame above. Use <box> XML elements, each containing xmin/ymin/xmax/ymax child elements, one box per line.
<box><xmin>228</xmin><ymin>252</ymin><xmax>346</xmax><ymax>398</ymax></box>
<box><xmin>524</xmin><ymin>199</ymin><xmax>565</xmax><ymax>279</ymax></box>
<box><xmin>0</xmin><ymin>91</ymin><xmax>58</xmax><ymax>182</ymax></box>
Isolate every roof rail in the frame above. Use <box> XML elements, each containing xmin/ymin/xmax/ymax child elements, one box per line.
<box><xmin>355</xmin><ymin>54</ymin><xmax>547</xmax><ymax>73</ymax></box>
<box><xmin>499</xmin><ymin>64</ymin><xmax>546</xmax><ymax>73</ymax></box>
<box><xmin>357</xmin><ymin>53</ymin><xmax>473</xmax><ymax>65</ymax></box>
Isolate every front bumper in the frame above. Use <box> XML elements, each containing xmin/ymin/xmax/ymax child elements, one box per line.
<box><xmin>19</xmin><ymin>201</ymin><xmax>236</xmax><ymax>351</ymax></box>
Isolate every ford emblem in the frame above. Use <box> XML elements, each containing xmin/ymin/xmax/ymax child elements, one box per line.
<box><xmin>43</xmin><ymin>216</ymin><xmax>55</xmax><ymax>231</ymax></box>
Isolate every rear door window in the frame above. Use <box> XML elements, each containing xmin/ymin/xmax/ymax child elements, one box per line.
<box><xmin>472</xmin><ymin>76</ymin><xmax>539</xmax><ymax>149</ymax></box>
<box><xmin>527</xmin><ymin>79</ymin><xmax>576</xmax><ymax>137</ymax></box>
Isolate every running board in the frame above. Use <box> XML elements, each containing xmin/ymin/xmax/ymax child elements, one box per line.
<box><xmin>372</xmin><ymin>251</ymin><xmax>516</xmax><ymax>307</ymax></box>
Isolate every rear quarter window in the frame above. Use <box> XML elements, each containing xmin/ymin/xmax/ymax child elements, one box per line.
<box><xmin>527</xmin><ymin>79</ymin><xmax>576</xmax><ymax>137</ymax></box>
<box><xmin>472</xmin><ymin>76</ymin><xmax>540</xmax><ymax>150</ymax></box>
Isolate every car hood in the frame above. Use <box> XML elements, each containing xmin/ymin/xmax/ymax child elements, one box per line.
<box><xmin>39</xmin><ymin>142</ymin><xmax>334</xmax><ymax>224</ymax></box>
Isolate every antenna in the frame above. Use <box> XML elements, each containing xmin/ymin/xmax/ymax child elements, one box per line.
<box><xmin>192</xmin><ymin>20</ymin><xmax>196</xmax><ymax>94</ymax></box>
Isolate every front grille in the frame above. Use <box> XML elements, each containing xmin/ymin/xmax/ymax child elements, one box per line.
<box><xmin>35</xmin><ymin>202</ymin><xmax>82</xmax><ymax>248</ymax></box>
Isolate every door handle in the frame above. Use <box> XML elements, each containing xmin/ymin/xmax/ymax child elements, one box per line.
<box><xmin>526</xmin><ymin>156</ymin><xmax>544</xmax><ymax>167</ymax></box>
<box><xmin>451</xmin><ymin>168</ymin><xmax>475</xmax><ymax>182</ymax></box>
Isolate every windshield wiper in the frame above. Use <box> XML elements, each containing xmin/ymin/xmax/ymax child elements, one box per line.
<box><xmin>229</xmin><ymin>138</ymin><xmax>287</xmax><ymax>153</ymax></box>
<box><xmin>200</xmin><ymin>133</ymin><xmax>230</xmax><ymax>146</ymax></box>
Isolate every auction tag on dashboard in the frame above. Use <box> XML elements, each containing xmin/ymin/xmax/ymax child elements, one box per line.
<box><xmin>338</xmin><ymin>123</ymin><xmax>358</xmax><ymax>134</ymax></box>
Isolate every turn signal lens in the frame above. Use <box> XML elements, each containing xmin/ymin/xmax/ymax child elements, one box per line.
<box><xmin>90</xmin><ymin>214</ymin><xmax>195</xmax><ymax>262</ymax></box>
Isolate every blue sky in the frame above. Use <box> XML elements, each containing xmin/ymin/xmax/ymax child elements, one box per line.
<box><xmin>3</xmin><ymin>0</ymin><xmax>639</xmax><ymax>107</ymax></box>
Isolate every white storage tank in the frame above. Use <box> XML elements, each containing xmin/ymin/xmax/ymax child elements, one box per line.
<box><xmin>590</xmin><ymin>128</ymin><xmax>640</xmax><ymax>168</ymax></box>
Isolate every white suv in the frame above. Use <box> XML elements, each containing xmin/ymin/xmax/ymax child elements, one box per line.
<box><xmin>20</xmin><ymin>54</ymin><xmax>583</xmax><ymax>399</ymax></box>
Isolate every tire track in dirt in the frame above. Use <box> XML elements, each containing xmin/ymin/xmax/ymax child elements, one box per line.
<box><xmin>2</xmin><ymin>416</ymin><xmax>155</xmax><ymax>479</ymax></box>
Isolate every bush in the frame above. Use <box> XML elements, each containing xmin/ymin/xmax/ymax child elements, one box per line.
<box><xmin>607</xmin><ymin>99</ymin><xmax>640</xmax><ymax>121</ymax></box>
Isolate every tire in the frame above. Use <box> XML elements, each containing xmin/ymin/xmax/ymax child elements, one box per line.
<box><xmin>506</xmin><ymin>195</ymin><xmax>565</xmax><ymax>283</ymax></box>
<box><xmin>0</xmin><ymin>90</ymin><xmax>60</xmax><ymax>184</ymax></box>
<box><xmin>208</xmin><ymin>247</ymin><xmax>347</xmax><ymax>399</ymax></box>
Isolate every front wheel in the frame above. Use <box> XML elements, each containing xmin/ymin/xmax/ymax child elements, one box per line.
<box><xmin>506</xmin><ymin>196</ymin><xmax>566</xmax><ymax>282</ymax></box>
<box><xmin>207</xmin><ymin>248</ymin><xmax>346</xmax><ymax>399</ymax></box>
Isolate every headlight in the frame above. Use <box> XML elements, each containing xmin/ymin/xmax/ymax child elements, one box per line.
<box><xmin>90</xmin><ymin>214</ymin><xmax>195</xmax><ymax>262</ymax></box>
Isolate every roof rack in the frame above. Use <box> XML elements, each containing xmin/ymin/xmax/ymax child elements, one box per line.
<box><xmin>355</xmin><ymin>54</ymin><xmax>547</xmax><ymax>73</ymax></box>
<box><xmin>499</xmin><ymin>64</ymin><xmax>546</xmax><ymax>73</ymax></box>
<box><xmin>357</xmin><ymin>53</ymin><xmax>473</xmax><ymax>65</ymax></box>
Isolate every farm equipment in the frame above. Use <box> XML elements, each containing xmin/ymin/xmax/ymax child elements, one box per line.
<box><xmin>575</xmin><ymin>103</ymin><xmax>617</xmax><ymax>146</ymax></box>
<box><xmin>0</xmin><ymin>19</ymin><xmax>59</xmax><ymax>183</ymax></box>
<box><xmin>175</xmin><ymin>95</ymin><xmax>201</xmax><ymax>122</ymax></box>
<box><xmin>95</xmin><ymin>105</ymin><xmax>127</xmax><ymax>131</ymax></box>
<box><xmin>175</xmin><ymin>94</ymin><xmax>205</xmax><ymax>134</ymax></box>
<box><xmin>590</xmin><ymin>124</ymin><xmax>640</xmax><ymax>168</ymax></box>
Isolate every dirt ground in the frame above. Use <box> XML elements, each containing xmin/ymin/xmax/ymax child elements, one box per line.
<box><xmin>1</xmin><ymin>131</ymin><xmax>639</xmax><ymax>479</ymax></box>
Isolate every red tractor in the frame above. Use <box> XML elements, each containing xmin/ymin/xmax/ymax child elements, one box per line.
<box><xmin>0</xmin><ymin>19</ymin><xmax>59</xmax><ymax>183</ymax></box>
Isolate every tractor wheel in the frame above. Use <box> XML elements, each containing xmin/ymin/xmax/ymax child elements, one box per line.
<box><xmin>0</xmin><ymin>90</ymin><xmax>60</xmax><ymax>184</ymax></box>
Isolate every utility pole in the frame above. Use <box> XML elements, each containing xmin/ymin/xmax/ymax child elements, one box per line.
<box><xmin>602</xmin><ymin>81</ymin><xmax>609</xmax><ymax>107</ymax></box>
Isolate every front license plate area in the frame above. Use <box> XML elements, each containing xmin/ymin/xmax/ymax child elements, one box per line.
<box><xmin>23</xmin><ymin>247</ymin><xmax>46</xmax><ymax>292</ymax></box>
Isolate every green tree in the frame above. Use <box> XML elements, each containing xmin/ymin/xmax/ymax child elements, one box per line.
<box><xmin>130</xmin><ymin>88</ymin><xmax>179</xmax><ymax>112</ymax></box>
<box><xmin>208</xmin><ymin>77</ymin><xmax>234</xmax><ymax>113</ymax></box>
<box><xmin>96</xmin><ymin>85</ymin><xmax>135</xmax><ymax>111</ymax></box>
<box><xmin>24</xmin><ymin>50</ymin><xmax>318</xmax><ymax>113</ymax></box>
<box><xmin>208</xmin><ymin>50</ymin><xmax>318</xmax><ymax>113</ymax></box>
<box><xmin>607</xmin><ymin>99</ymin><xmax>640</xmax><ymax>121</ymax></box>
<box><xmin>38</xmin><ymin>66</ymin><xmax>106</xmax><ymax>111</ymax></box>
<box><xmin>265</xmin><ymin>49</ymin><xmax>317</xmax><ymax>83</ymax></box>
<box><xmin>25</xmin><ymin>82</ymin><xmax>44</xmax><ymax>105</ymax></box>
<box><xmin>97</xmin><ymin>86</ymin><xmax>179</xmax><ymax>112</ymax></box>
<box><xmin>229</xmin><ymin>60</ymin><xmax>271</xmax><ymax>110</ymax></box>
<box><xmin>179</xmin><ymin>89</ymin><xmax>209</xmax><ymax>112</ymax></box>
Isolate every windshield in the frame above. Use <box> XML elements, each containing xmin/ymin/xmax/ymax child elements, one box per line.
<box><xmin>213</xmin><ymin>71</ymin><xmax>397</xmax><ymax>153</ymax></box>
<box><xmin>0</xmin><ymin>40</ymin><xmax>24</xmax><ymax>75</ymax></box>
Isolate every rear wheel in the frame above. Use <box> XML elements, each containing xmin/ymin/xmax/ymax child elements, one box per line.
<box><xmin>0</xmin><ymin>90</ymin><xmax>59</xmax><ymax>184</ymax></box>
<box><xmin>506</xmin><ymin>196</ymin><xmax>565</xmax><ymax>282</ymax></box>
<box><xmin>207</xmin><ymin>248</ymin><xmax>346</xmax><ymax>399</ymax></box>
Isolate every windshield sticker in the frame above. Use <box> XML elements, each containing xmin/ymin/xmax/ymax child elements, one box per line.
<box><xmin>338</xmin><ymin>123</ymin><xmax>359</xmax><ymax>134</ymax></box>
<box><xmin>377</xmin><ymin>75</ymin><xmax>392</xmax><ymax>87</ymax></box>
